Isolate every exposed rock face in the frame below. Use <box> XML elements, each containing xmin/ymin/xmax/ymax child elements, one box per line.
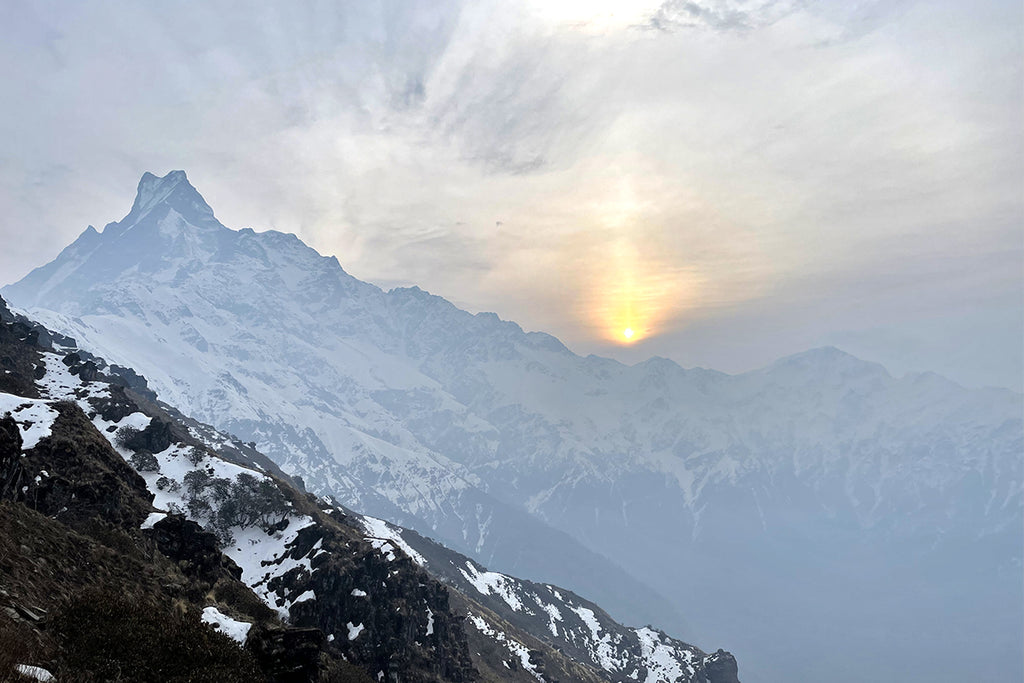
<box><xmin>148</xmin><ymin>514</ymin><xmax>243</xmax><ymax>582</ymax></box>
<box><xmin>72</xmin><ymin>359</ymin><xmax>99</xmax><ymax>382</ymax></box>
<box><xmin>704</xmin><ymin>649</ymin><xmax>740</xmax><ymax>683</ymax></box>
<box><xmin>247</xmin><ymin>624</ymin><xmax>325</xmax><ymax>682</ymax></box>
<box><xmin>61</xmin><ymin>351</ymin><xmax>103</xmax><ymax>383</ymax></box>
<box><xmin>120</xmin><ymin>416</ymin><xmax>174</xmax><ymax>454</ymax></box>
<box><xmin>89</xmin><ymin>382</ymin><xmax>141</xmax><ymax>423</ymax></box>
<box><xmin>20</xmin><ymin>403</ymin><xmax>153</xmax><ymax>533</ymax></box>
<box><xmin>0</xmin><ymin>414</ymin><xmax>24</xmax><ymax>500</ymax></box>
<box><xmin>107</xmin><ymin>363</ymin><xmax>158</xmax><ymax>401</ymax></box>
<box><xmin>0</xmin><ymin>315</ymin><xmax>44</xmax><ymax>399</ymax></box>
<box><xmin>282</xmin><ymin>523</ymin><xmax>477</xmax><ymax>683</ymax></box>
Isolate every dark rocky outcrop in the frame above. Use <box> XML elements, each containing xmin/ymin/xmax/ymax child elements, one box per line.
<box><xmin>704</xmin><ymin>649</ymin><xmax>741</xmax><ymax>683</ymax></box>
<box><xmin>60</xmin><ymin>351</ymin><xmax>99</xmax><ymax>382</ymax></box>
<box><xmin>120</xmin><ymin>416</ymin><xmax>174</xmax><ymax>453</ymax></box>
<box><xmin>88</xmin><ymin>382</ymin><xmax>141</xmax><ymax>424</ymax></box>
<box><xmin>270</xmin><ymin>507</ymin><xmax>478</xmax><ymax>683</ymax></box>
<box><xmin>0</xmin><ymin>413</ymin><xmax>25</xmax><ymax>501</ymax></box>
<box><xmin>0</xmin><ymin>294</ymin><xmax>73</xmax><ymax>351</ymax></box>
<box><xmin>147</xmin><ymin>514</ymin><xmax>243</xmax><ymax>582</ymax></box>
<box><xmin>107</xmin><ymin>362</ymin><xmax>158</xmax><ymax>401</ymax></box>
<box><xmin>0</xmin><ymin>308</ymin><xmax>44</xmax><ymax>399</ymax></box>
<box><xmin>19</xmin><ymin>402</ymin><xmax>153</xmax><ymax>534</ymax></box>
<box><xmin>74</xmin><ymin>359</ymin><xmax>99</xmax><ymax>382</ymax></box>
<box><xmin>247</xmin><ymin>625</ymin><xmax>326</xmax><ymax>683</ymax></box>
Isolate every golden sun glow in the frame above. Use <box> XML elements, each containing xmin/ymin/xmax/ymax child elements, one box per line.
<box><xmin>580</xmin><ymin>238</ymin><xmax>700</xmax><ymax>346</ymax></box>
<box><xmin>558</xmin><ymin>176</ymin><xmax>706</xmax><ymax>348</ymax></box>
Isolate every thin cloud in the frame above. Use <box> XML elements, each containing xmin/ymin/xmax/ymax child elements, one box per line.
<box><xmin>647</xmin><ymin>0</ymin><xmax>805</xmax><ymax>32</ymax></box>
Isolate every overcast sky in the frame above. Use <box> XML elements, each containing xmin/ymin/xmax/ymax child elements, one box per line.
<box><xmin>2</xmin><ymin>0</ymin><xmax>1021</xmax><ymax>390</ymax></box>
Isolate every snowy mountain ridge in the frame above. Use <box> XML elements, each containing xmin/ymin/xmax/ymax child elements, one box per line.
<box><xmin>5</xmin><ymin>170</ymin><xmax>1021</xmax><ymax>681</ymax></box>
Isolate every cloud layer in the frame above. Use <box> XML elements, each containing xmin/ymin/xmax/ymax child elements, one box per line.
<box><xmin>2</xmin><ymin>0</ymin><xmax>1020</xmax><ymax>389</ymax></box>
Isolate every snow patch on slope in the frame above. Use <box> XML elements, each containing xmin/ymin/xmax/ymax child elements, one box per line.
<box><xmin>459</xmin><ymin>561</ymin><xmax>531</xmax><ymax>614</ymax></box>
<box><xmin>635</xmin><ymin>627</ymin><xmax>697</xmax><ymax>682</ymax></box>
<box><xmin>201</xmin><ymin>606</ymin><xmax>252</xmax><ymax>644</ymax></box>
<box><xmin>467</xmin><ymin>613</ymin><xmax>543</xmax><ymax>681</ymax></box>
<box><xmin>360</xmin><ymin>515</ymin><xmax>426</xmax><ymax>566</ymax></box>
<box><xmin>0</xmin><ymin>394</ymin><xmax>57</xmax><ymax>450</ymax></box>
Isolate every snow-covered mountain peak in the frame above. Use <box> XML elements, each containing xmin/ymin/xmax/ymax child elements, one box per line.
<box><xmin>5</xmin><ymin>173</ymin><xmax>374</xmax><ymax>316</ymax></box>
<box><xmin>122</xmin><ymin>169</ymin><xmax>215</xmax><ymax>229</ymax></box>
<box><xmin>757</xmin><ymin>345</ymin><xmax>891</xmax><ymax>386</ymax></box>
<box><xmin>636</xmin><ymin>355</ymin><xmax>687</xmax><ymax>376</ymax></box>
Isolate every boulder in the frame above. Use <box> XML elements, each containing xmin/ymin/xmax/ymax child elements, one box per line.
<box><xmin>122</xmin><ymin>418</ymin><xmax>173</xmax><ymax>454</ymax></box>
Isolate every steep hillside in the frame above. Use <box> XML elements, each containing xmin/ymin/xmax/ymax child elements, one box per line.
<box><xmin>0</xmin><ymin>296</ymin><xmax>737</xmax><ymax>682</ymax></box>
<box><xmin>5</xmin><ymin>170</ymin><xmax>1020</xmax><ymax>681</ymax></box>
<box><xmin>348</xmin><ymin>513</ymin><xmax>739</xmax><ymax>683</ymax></box>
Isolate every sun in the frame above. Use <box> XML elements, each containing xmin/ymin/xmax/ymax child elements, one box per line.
<box><xmin>623</xmin><ymin>328</ymin><xmax>634</xmax><ymax>340</ymax></box>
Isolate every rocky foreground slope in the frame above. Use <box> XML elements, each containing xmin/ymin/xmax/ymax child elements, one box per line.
<box><xmin>0</xmin><ymin>297</ymin><xmax>739</xmax><ymax>682</ymax></box>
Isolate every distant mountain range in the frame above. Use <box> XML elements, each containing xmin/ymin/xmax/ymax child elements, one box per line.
<box><xmin>5</xmin><ymin>171</ymin><xmax>1021</xmax><ymax>682</ymax></box>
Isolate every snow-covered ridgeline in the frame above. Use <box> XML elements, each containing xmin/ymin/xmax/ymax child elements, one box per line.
<box><xmin>359</xmin><ymin>514</ymin><xmax>427</xmax><ymax>565</ymax></box>
<box><xmin>461</xmin><ymin>571</ymin><xmax>701</xmax><ymax>683</ymax></box>
<box><xmin>351</xmin><ymin>511</ymin><xmax>707</xmax><ymax>682</ymax></box>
